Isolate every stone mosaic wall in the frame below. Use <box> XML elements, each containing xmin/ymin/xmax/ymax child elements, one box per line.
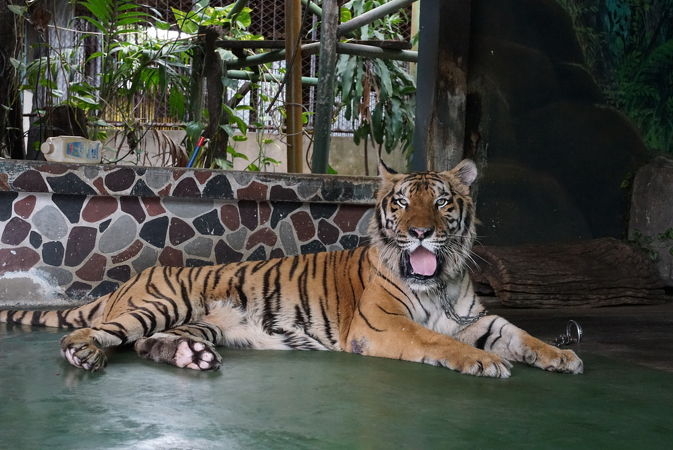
<box><xmin>0</xmin><ymin>161</ymin><xmax>377</xmax><ymax>302</ymax></box>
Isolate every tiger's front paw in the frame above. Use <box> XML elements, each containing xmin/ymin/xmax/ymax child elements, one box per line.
<box><xmin>543</xmin><ymin>348</ymin><xmax>583</xmax><ymax>374</ymax></box>
<box><xmin>526</xmin><ymin>345</ymin><xmax>583</xmax><ymax>374</ymax></box>
<box><xmin>60</xmin><ymin>340</ymin><xmax>107</xmax><ymax>372</ymax></box>
<box><xmin>450</xmin><ymin>349</ymin><xmax>513</xmax><ymax>378</ymax></box>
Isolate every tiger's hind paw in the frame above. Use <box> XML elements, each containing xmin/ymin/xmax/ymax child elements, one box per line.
<box><xmin>174</xmin><ymin>338</ymin><xmax>222</xmax><ymax>371</ymax></box>
<box><xmin>61</xmin><ymin>341</ymin><xmax>107</xmax><ymax>372</ymax></box>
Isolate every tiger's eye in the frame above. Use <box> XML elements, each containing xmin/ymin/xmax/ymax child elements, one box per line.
<box><xmin>436</xmin><ymin>198</ymin><xmax>448</xmax><ymax>208</ymax></box>
<box><xmin>394</xmin><ymin>198</ymin><xmax>408</xmax><ymax>208</ymax></box>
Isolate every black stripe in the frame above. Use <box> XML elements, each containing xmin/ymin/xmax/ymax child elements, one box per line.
<box><xmin>234</xmin><ymin>266</ymin><xmax>249</xmax><ymax>309</ymax></box>
<box><xmin>56</xmin><ymin>311</ymin><xmax>74</xmax><ymax>329</ymax></box>
<box><xmin>96</xmin><ymin>327</ymin><xmax>127</xmax><ymax>343</ymax></box>
<box><xmin>320</xmin><ymin>299</ymin><xmax>336</xmax><ymax>345</ymax></box>
<box><xmin>130</xmin><ymin>305</ymin><xmax>158</xmax><ymax>335</ymax></box>
<box><xmin>297</xmin><ymin>264</ymin><xmax>312</xmax><ymax>326</ymax></box>
<box><xmin>145</xmin><ymin>299</ymin><xmax>171</xmax><ymax>327</ymax></box>
<box><xmin>180</xmin><ymin>283</ymin><xmax>194</xmax><ymax>324</ymax></box>
<box><xmin>489</xmin><ymin>323</ymin><xmax>507</xmax><ymax>349</ymax></box>
<box><xmin>380</xmin><ymin>285</ymin><xmax>413</xmax><ymax>317</ymax></box>
<box><xmin>163</xmin><ymin>267</ymin><xmax>177</xmax><ymax>295</ymax></box>
<box><xmin>357</xmin><ymin>305</ymin><xmax>384</xmax><ymax>332</ymax></box>
<box><xmin>377</xmin><ymin>305</ymin><xmax>404</xmax><ymax>316</ymax></box>
<box><xmin>130</xmin><ymin>312</ymin><xmax>149</xmax><ymax>335</ymax></box>
<box><xmin>475</xmin><ymin>318</ymin><xmax>496</xmax><ymax>350</ymax></box>
<box><xmin>294</xmin><ymin>305</ymin><xmax>307</xmax><ymax>330</ymax></box>
<box><xmin>87</xmin><ymin>301</ymin><xmax>102</xmax><ymax>321</ymax></box>
<box><xmin>31</xmin><ymin>311</ymin><xmax>43</xmax><ymax>326</ymax></box>
<box><xmin>77</xmin><ymin>311</ymin><xmax>87</xmax><ymax>327</ymax></box>
<box><xmin>288</xmin><ymin>256</ymin><xmax>300</xmax><ymax>280</ymax></box>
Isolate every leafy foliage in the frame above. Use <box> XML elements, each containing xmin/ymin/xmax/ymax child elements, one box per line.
<box><xmin>335</xmin><ymin>0</ymin><xmax>416</xmax><ymax>161</ymax></box>
<box><xmin>559</xmin><ymin>0</ymin><xmax>673</xmax><ymax>154</ymax></box>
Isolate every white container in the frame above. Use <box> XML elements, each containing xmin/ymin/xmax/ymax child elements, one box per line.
<box><xmin>40</xmin><ymin>136</ymin><xmax>102</xmax><ymax>164</ymax></box>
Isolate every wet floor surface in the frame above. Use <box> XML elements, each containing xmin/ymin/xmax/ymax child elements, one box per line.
<box><xmin>1</xmin><ymin>305</ymin><xmax>672</xmax><ymax>449</ymax></box>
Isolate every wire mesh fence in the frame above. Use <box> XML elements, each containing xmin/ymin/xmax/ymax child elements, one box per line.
<box><xmin>27</xmin><ymin>0</ymin><xmax>413</xmax><ymax>168</ymax></box>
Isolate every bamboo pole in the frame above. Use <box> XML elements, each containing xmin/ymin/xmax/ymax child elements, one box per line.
<box><xmin>285</xmin><ymin>0</ymin><xmax>303</xmax><ymax>173</ymax></box>
<box><xmin>311</xmin><ymin>0</ymin><xmax>339</xmax><ymax>174</ymax></box>
<box><xmin>337</xmin><ymin>0</ymin><xmax>417</xmax><ymax>36</ymax></box>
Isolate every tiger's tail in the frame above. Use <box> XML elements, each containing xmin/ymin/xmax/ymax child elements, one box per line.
<box><xmin>0</xmin><ymin>294</ymin><xmax>109</xmax><ymax>329</ymax></box>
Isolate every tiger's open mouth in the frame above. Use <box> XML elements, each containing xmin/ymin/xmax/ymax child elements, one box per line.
<box><xmin>401</xmin><ymin>246</ymin><xmax>442</xmax><ymax>279</ymax></box>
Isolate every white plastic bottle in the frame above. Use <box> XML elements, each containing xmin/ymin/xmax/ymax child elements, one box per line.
<box><xmin>40</xmin><ymin>136</ymin><xmax>102</xmax><ymax>164</ymax></box>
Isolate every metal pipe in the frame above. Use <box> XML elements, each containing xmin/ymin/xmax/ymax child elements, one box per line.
<box><xmin>222</xmin><ymin>41</ymin><xmax>416</xmax><ymax>70</ymax></box>
<box><xmin>337</xmin><ymin>0</ymin><xmax>417</xmax><ymax>36</ymax></box>
<box><xmin>336</xmin><ymin>42</ymin><xmax>418</xmax><ymax>62</ymax></box>
<box><xmin>224</xmin><ymin>70</ymin><xmax>318</xmax><ymax>85</ymax></box>
<box><xmin>222</xmin><ymin>43</ymin><xmax>321</xmax><ymax>70</ymax></box>
<box><xmin>311</xmin><ymin>0</ymin><xmax>339</xmax><ymax>174</ymax></box>
<box><xmin>300</xmin><ymin>0</ymin><xmax>322</xmax><ymax>18</ymax></box>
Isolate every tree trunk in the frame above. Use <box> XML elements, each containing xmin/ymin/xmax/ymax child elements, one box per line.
<box><xmin>471</xmin><ymin>238</ymin><xmax>667</xmax><ymax>307</ymax></box>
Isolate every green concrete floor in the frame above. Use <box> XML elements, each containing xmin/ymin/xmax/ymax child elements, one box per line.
<box><xmin>1</xmin><ymin>325</ymin><xmax>672</xmax><ymax>449</ymax></box>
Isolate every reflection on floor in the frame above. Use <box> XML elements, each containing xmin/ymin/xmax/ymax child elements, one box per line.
<box><xmin>1</xmin><ymin>303</ymin><xmax>672</xmax><ymax>448</ymax></box>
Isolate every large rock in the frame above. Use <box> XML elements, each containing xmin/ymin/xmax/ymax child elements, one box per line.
<box><xmin>476</xmin><ymin>161</ymin><xmax>592</xmax><ymax>245</ymax></box>
<box><xmin>468</xmin><ymin>0</ymin><xmax>648</xmax><ymax>244</ymax></box>
<box><xmin>629</xmin><ymin>157</ymin><xmax>673</xmax><ymax>285</ymax></box>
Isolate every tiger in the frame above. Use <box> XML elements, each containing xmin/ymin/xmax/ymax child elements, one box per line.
<box><xmin>0</xmin><ymin>159</ymin><xmax>583</xmax><ymax>377</ymax></box>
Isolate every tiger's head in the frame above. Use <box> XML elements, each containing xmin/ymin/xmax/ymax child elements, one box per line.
<box><xmin>370</xmin><ymin>159</ymin><xmax>478</xmax><ymax>291</ymax></box>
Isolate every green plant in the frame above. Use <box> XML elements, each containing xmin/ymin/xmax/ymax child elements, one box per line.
<box><xmin>11</xmin><ymin>0</ymin><xmax>192</xmax><ymax>163</ymax></box>
<box><xmin>630</xmin><ymin>228</ymin><xmax>673</xmax><ymax>261</ymax></box>
<box><xmin>335</xmin><ymin>0</ymin><xmax>416</xmax><ymax>172</ymax></box>
<box><xmin>558</xmin><ymin>0</ymin><xmax>673</xmax><ymax>154</ymax></box>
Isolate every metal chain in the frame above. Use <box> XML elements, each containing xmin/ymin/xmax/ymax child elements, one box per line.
<box><xmin>553</xmin><ymin>319</ymin><xmax>583</xmax><ymax>346</ymax></box>
<box><xmin>442</xmin><ymin>302</ymin><xmax>489</xmax><ymax>326</ymax></box>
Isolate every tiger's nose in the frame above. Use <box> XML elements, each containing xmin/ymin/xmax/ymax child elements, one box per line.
<box><xmin>409</xmin><ymin>227</ymin><xmax>434</xmax><ymax>240</ymax></box>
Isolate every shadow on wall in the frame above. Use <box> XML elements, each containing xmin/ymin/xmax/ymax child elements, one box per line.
<box><xmin>468</xmin><ymin>0</ymin><xmax>648</xmax><ymax>245</ymax></box>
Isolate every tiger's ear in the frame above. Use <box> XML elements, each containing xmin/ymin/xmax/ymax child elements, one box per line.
<box><xmin>448</xmin><ymin>159</ymin><xmax>478</xmax><ymax>187</ymax></box>
<box><xmin>378</xmin><ymin>160</ymin><xmax>399</xmax><ymax>182</ymax></box>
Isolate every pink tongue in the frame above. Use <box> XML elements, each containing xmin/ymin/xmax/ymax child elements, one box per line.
<box><xmin>409</xmin><ymin>247</ymin><xmax>437</xmax><ymax>276</ymax></box>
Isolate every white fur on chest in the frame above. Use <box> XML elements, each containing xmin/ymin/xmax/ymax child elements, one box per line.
<box><xmin>412</xmin><ymin>274</ymin><xmax>485</xmax><ymax>337</ymax></box>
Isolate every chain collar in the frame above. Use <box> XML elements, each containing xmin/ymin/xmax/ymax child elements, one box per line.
<box><xmin>442</xmin><ymin>301</ymin><xmax>488</xmax><ymax>326</ymax></box>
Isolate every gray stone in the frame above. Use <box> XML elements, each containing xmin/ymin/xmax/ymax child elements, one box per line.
<box><xmin>83</xmin><ymin>166</ymin><xmax>99</xmax><ymax>180</ymax></box>
<box><xmin>225</xmin><ymin>227</ymin><xmax>248</xmax><ymax>251</ymax></box>
<box><xmin>145</xmin><ymin>170</ymin><xmax>171</xmax><ymax>189</ymax></box>
<box><xmin>35</xmin><ymin>266</ymin><xmax>73</xmax><ymax>286</ymax></box>
<box><xmin>297</xmin><ymin>182</ymin><xmax>321</xmax><ymax>200</ymax></box>
<box><xmin>99</xmin><ymin>215</ymin><xmax>137</xmax><ymax>254</ymax></box>
<box><xmin>132</xmin><ymin>247</ymin><xmax>158</xmax><ymax>273</ymax></box>
<box><xmin>184</xmin><ymin>237</ymin><xmax>214</xmax><ymax>258</ymax></box>
<box><xmin>32</xmin><ymin>205</ymin><xmax>68</xmax><ymax>240</ymax></box>
<box><xmin>629</xmin><ymin>157</ymin><xmax>673</xmax><ymax>285</ymax></box>
<box><xmin>357</xmin><ymin>209</ymin><xmax>374</xmax><ymax>235</ymax></box>
<box><xmin>232</xmin><ymin>172</ymin><xmax>252</xmax><ymax>187</ymax></box>
<box><xmin>279</xmin><ymin>221</ymin><xmax>298</xmax><ymax>256</ymax></box>
<box><xmin>164</xmin><ymin>198</ymin><xmax>214</xmax><ymax>218</ymax></box>
<box><xmin>328</xmin><ymin>244</ymin><xmax>342</xmax><ymax>252</ymax></box>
